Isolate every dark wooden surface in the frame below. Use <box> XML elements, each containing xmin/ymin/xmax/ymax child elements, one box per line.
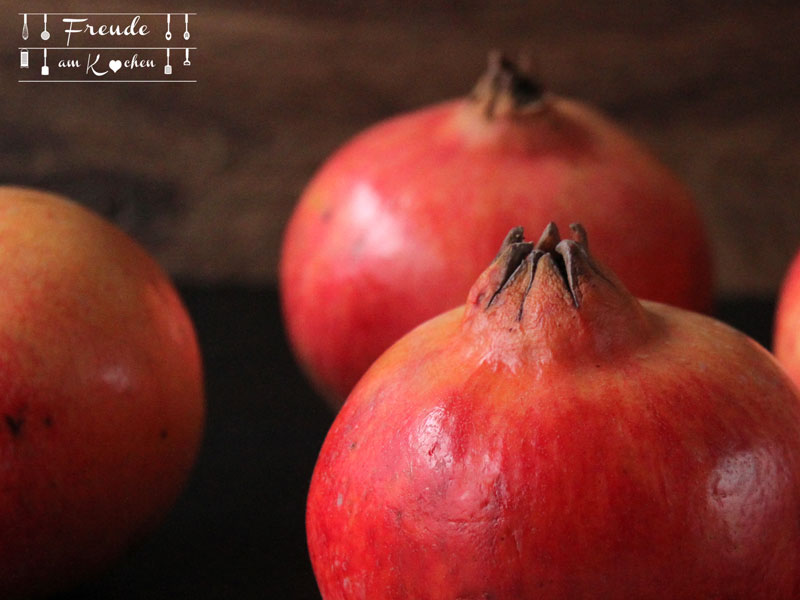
<box><xmin>42</xmin><ymin>285</ymin><xmax>772</xmax><ymax>600</ymax></box>
<box><xmin>0</xmin><ymin>1</ymin><xmax>798</xmax><ymax>295</ymax></box>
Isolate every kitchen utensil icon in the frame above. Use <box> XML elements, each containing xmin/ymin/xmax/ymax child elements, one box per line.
<box><xmin>20</xmin><ymin>49</ymin><xmax>29</xmax><ymax>68</ymax></box>
<box><xmin>41</xmin><ymin>14</ymin><xmax>50</xmax><ymax>41</ymax></box>
<box><xmin>164</xmin><ymin>48</ymin><xmax>172</xmax><ymax>75</ymax></box>
<box><xmin>41</xmin><ymin>48</ymin><xmax>49</xmax><ymax>76</ymax></box>
<box><xmin>22</xmin><ymin>14</ymin><xmax>28</xmax><ymax>40</ymax></box>
<box><xmin>184</xmin><ymin>14</ymin><xmax>190</xmax><ymax>40</ymax></box>
<box><xmin>184</xmin><ymin>48</ymin><xmax>191</xmax><ymax>66</ymax></box>
<box><xmin>165</xmin><ymin>14</ymin><xmax>172</xmax><ymax>41</ymax></box>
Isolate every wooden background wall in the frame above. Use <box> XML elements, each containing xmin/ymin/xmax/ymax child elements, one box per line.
<box><xmin>0</xmin><ymin>1</ymin><xmax>798</xmax><ymax>297</ymax></box>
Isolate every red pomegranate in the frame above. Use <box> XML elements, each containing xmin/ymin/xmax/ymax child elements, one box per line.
<box><xmin>307</xmin><ymin>224</ymin><xmax>800</xmax><ymax>599</ymax></box>
<box><xmin>0</xmin><ymin>187</ymin><xmax>204</xmax><ymax>598</ymax></box>
<box><xmin>280</xmin><ymin>53</ymin><xmax>712</xmax><ymax>405</ymax></box>
<box><xmin>775</xmin><ymin>247</ymin><xmax>800</xmax><ymax>389</ymax></box>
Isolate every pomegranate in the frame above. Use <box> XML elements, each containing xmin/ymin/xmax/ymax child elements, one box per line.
<box><xmin>280</xmin><ymin>53</ymin><xmax>713</xmax><ymax>406</ymax></box>
<box><xmin>775</xmin><ymin>247</ymin><xmax>800</xmax><ymax>389</ymax></box>
<box><xmin>0</xmin><ymin>186</ymin><xmax>204</xmax><ymax>598</ymax></box>
<box><xmin>307</xmin><ymin>223</ymin><xmax>800</xmax><ymax>599</ymax></box>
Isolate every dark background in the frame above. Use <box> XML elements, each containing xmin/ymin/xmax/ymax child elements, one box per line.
<box><xmin>0</xmin><ymin>1</ymin><xmax>797</xmax><ymax>598</ymax></box>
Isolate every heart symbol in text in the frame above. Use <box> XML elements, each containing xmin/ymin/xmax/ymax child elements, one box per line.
<box><xmin>108</xmin><ymin>60</ymin><xmax>122</xmax><ymax>73</ymax></box>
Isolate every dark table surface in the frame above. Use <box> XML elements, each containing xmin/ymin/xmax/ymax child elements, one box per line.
<box><xmin>50</xmin><ymin>286</ymin><xmax>776</xmax><ymax>599</ymax></box>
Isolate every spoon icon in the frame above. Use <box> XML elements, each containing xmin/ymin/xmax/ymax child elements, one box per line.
<box><xmin>40</xmin><ymin>14</ymin><xmax>50</xmax><ymax>41</ymax></box>
<box><xmin>22</xmin><ymin>14</ymin><xmax>28</xmax><ymax>40</ymax></box>
<box><xmin>165</xmin><ymin>14</ymin><xmax>171</xmax><ymax>41</ymax></box>
<box><xmin>184</xmin><ymin>14</ymin><xmax>190</xmax><ymax>40</ymax></box>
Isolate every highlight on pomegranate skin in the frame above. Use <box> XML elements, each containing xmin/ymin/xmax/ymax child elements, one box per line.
<box><xmin>280</xmin><ymin>52</ymin><xmax>713</xmax><ymax>407</ymax></box>
<box><xmin>307</xmin><ymin>223</ymin><xmax>800</xmax><ymax>600</ymax></box>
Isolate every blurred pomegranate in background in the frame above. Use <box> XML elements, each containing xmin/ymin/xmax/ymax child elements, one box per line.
<box><xmin>775</xmin><ymin>247</ymin><xmax>800</xmax><ymax>389</ymax></box>
<box><xmin>0</xmin><ymin>186</ymin><xmax>204</xmax><ymax>598</ymax></box>
<box><xmin>280</xmin><ymin>53</ymin><xmax>712</xmax><ymax>406</ymax></box>
<box><xmin>307</xmin><ymin>224</ymin><xmax>800</xmax><ymax>599</ymax></box>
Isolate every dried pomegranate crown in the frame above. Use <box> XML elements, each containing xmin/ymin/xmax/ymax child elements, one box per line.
<box><xmin>494</xmin><ymin>221</ymin><xmax>599</xmax><ymax>307</ymax></box>
<box><xmin>471</xmin><ymin>222</ymin><xmax>602</xmax><ymax>314</ymax></box>
<box><xmin>470</xmin><ymin>51</ymin><xmax>546</xmax><ymax>118</ymax></box>
<box><xmin>464</xmin><ymin>223</ymin><xmax>651</xmax><ymax>363</ymax></box>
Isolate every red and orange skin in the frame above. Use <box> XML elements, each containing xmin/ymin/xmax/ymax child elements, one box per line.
<box><xmin>776</xmin><ymin>248</ymin><xmax>800</xmax><ymax>390</ymax></box>
<box><xmin>307</xmin><ymin>224</ymin><xmax>800</xmax><ymax>599</ymax></box>
<box><xmin>280</xmin><ymin>55</ymin><xmax>713</xmax><ymax>405</ymax></box>
<box><xmin>0</xmin><ymin>187</ymin><xmax>204</xmax><ymax>599</ymax></box>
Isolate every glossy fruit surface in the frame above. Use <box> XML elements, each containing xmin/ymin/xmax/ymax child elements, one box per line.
<box><xmin>0</xmin><ymin>186</ymin><xmax>204</xmax><ymax>598</ymax></box>
<box><xmin>776</xmin><ymin>247</ymin><xmax>800</xmax><ymax>389</ymax></box>
<box><xmin>307</xmin><ymin>224</ymin><xmax>800</xmax><ymax>599</ymax></box>
<box><xmin>280</xmin><ymin>54</ymin><xmax>712</xmax><ymax>405</ymax></box>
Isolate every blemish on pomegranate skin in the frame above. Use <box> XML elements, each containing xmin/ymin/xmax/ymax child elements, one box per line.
<box><xmin>43</xmin><ymin>415</ymin><xmax>53</xmax><ymax>428</ymax></box>
<box><xmin>4</xmin><ymin>414</ymin><xmax>24</xmax><ymax>437</ymax></box>
<box><xmin>159</xmin><ymin>429</ymin><xmax>168</xmax><ymax>440</ymax></box>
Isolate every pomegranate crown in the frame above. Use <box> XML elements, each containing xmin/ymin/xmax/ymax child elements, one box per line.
<box><xmin>471</xmin><ymin>222</ymin><xmax>601</xmax><ymax>314</ymax></box>
<box><xmin>470</xmin><ymin>51</ymin><xmax>546</xmax><ymax>119</ymax></box>
<box><xmin>464</xmin><ymin>222</ymin><xmax>651</xmax><ymax>361</ymax></box>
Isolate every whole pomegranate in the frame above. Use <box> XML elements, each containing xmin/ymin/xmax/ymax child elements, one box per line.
<box><xmin>0</xmin><ymin>186</ymin><xmax>204</xmax><ymax>598</ymax></box>
<box><xmin>281</xmin><ymin>53</ymin><xmax>713</xmax><ymax>405</ymax></box>
<box><xmin>307</xmin><ymin>224</ymin><xmax>800</xmax><ymax>599</ymax></box>
<box><xmin>775</xmin><ymin>247</ymin><xmax>800</xmax><ymax>389</ymax></box>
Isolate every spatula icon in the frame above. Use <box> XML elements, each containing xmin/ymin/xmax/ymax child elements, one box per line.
<box><xmin>41</xmin><ymin>48</ymin><xmax>49</xmax><ymax>76</ymax></box>
<box><xmin>164</xmin><ymin>48</ymin><xmax>172</xmax><ymax>75</ymax></box>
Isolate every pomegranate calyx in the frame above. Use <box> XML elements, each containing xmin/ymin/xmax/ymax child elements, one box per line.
<box><xmin>469</xmin><ymin>51</ymin><xmax>546</xmax><ymax>119</ymax></box>
<box><xmin>475</xmin><ymin>222</ymin><xmax>595</xmax><ymax>315</ymax></box>
<box><xmin>464</xmin><ymin>223</ymin><xmax>653</xmax><ymax>364</ymax></box>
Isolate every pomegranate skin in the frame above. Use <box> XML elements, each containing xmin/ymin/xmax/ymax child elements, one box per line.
<box><xmin>280</xmin><ymin>62</ymin><xmax>712</xmax><ymax>405</ymax></box>
<box><xmin>307</xmin><ymin>226</ymin><xmax>800</xmax><ymax>600</ymax></box>
<box><xmin>0</xmin><ymin>187</ymin><xmax>204</xmax><ymax>598</ymax></box>
<box><xmin>775</xmin><ymin>248</ymin><xmax>800</xmax><ymax>389</ymax></box>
